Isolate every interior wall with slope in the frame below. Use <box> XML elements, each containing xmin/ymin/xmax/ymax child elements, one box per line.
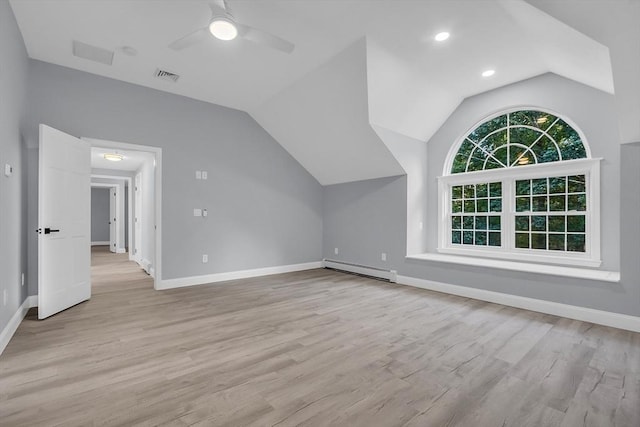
<box><xmin>323</xmin><ymin>73</ymin><xmax>638</xmax><ymax>317</ymax></box>
<box><xmin>25</xmin><ymin>59</ymin><xmax>323</xmax><ymax>291</ymax></box>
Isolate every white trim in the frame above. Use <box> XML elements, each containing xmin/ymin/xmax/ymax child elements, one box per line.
<box><xmin>437</xmin><ymin>158</ymin><xmax>601</xmax><ymax>267</ymax></box>
<box><xmin>396</xmin><ymin>275</ymin><xmax>639</xmax><ymax>333</ymax></box>
<box><xmin>407</xmin><ymin>253</ymin><xmax>620</xmax><ymax>282</ymax></box>
<box><xmin>440</xmin><ymin>157</ymin><xmax>600</xmax><ymax>183</ymax></box>
<box><xmin>323</xmin><ymin>259</ymin><xmax>397</xmax><ymax>282</ymax></box>
<box><xmin>0</xmin><ymin>296</ymin><xmax>38</xmax><ymax>356</ymax></box>
<box><xmin>116</xmin><ymin>248</ymin><xmax>127</xmax><ymax>254</ymax></box>
<box><xmin>91</xmin><ymin>241</ymin><xmax>110</xmax><ymax>246</ymax></box>
<box><xmin>157</xmin><ymin>261</ymin><xmax>323</xmax><ymax>290</ymax></box>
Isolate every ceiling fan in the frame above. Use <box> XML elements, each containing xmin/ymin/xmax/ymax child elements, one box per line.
<box><xmin>168</xmin><ymin>0</ymin><xmax>295</xmax><ymax>54</ymax></box>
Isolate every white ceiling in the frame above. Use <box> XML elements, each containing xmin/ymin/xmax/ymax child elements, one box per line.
<box><xmin>91</xmin><ymin>146</ymin><xmax>152</xmax><ymax>172</ymax></box>
<box><xmin>9</xmin><ymin>0</ymin><xmax>638</xmax><ymax>185</ymax></box>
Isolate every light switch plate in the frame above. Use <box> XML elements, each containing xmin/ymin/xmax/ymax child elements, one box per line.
<box><xmin>195</xmin><ymin>170</ymin><xmax>202</xmax><ymax>180</ymax></box>
<box><xmin>202</xmin><ymin>171</ymin><xmax>208</xmax><ymax>180</ymax></box>
<box><xmin>4</xmin><ymin>164</ymin><xmax>12</xmax><ymax>177</ymax></box>
<box><xmin>202</xmin><ymin>209</ymin><xmax>208</xmax><ymax>217</ymax></box>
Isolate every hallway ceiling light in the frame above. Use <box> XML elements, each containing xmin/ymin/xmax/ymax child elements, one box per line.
<box><xmin>104</xmin><ymin>153</ymin><xmax>124</xmax><ymax>162</ymax></box>
<box><xmin>434</xmin><ymin>32</ymin><xmax>450</xmax><ymax>42</ymax></box>
<box><xmin>482</xmin><ymin>69</ymin><xmax>495</xmax><ymax>77</ymax></box>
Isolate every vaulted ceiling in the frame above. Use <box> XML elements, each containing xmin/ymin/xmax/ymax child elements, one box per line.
<box><xmin>9</xmin><ymin>0</ymin><xmax>639</xmax><ymax>185</ymax></box>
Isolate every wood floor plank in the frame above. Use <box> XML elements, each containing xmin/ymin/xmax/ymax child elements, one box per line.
<box><xmin>1</xmin><ymin>246</ymin><xmax>638</xmax><ymax>426</ymax></box>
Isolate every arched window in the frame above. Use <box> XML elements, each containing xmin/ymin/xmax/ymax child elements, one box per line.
<box><xmin>438</xmin><ymin>108</ymin><xmax>600</xmax><ymax>267</ymax></box>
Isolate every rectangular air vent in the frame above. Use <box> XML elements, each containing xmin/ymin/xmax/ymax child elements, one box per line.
<box><xmin>154</xmin><ymin>68</ymin><xmax>180</xmax><ymax>83</ymax></box>
<box><xmin>72</xmin><ymin>40</ymin><xmax>114</xmax><ymax>66</ymax></box>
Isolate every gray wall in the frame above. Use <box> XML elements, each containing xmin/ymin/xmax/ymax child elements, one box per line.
<box><xmin>25</xmin><ymin>59</ymin><xmax>323</xmax><ymax>293</ymax></box>
<box><xmin>324</xmin><ymin>73</ymin><xmax>640</xmax><ymax>317</ymax></box>
<box><xmin>0</xmin><ymin>0</ymin><xmax>29</xmax><ymax>329</ymax></box>
<box><xmin>324</xmin><ymin>175</ymin><xmax>406</xmax><ymax>268</ymax></box>
<box><xmin>91</xmin><ymin>188</ymin><xmax>110</xmax><ymax>243</ymax></box>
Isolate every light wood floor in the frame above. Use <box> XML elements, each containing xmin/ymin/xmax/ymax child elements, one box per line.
<box><xmin>1</xmin><ymin>247</ymin><xmax>639</xmax><ymax>426</ymax></box>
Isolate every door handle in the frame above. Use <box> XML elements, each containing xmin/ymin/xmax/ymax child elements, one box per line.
<box><xmin>37</xmin><ymin>227</ymin><xmax>60</xmax><ymax>234</ymax></box>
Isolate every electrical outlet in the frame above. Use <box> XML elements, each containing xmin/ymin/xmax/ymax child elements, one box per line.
<box><xmin>202</xmin><ymin>254</ymin><xmax>208</xmax><ymax>263</ymax></box>
<box><xmin>334</xmin><ymin>247</ymin><xmax>339</xmax><ymax>255</ymax></box>
<box><xmin>202</xmin><ymin>171</ymin><xmax>208</xmax><ymax>180</ymax></box>
<box><xmin>193</xmin><ymin>208</ymin><xmax>202</xmax><ymax>217</ymax></box>
<box><xmin>381</xmin><ymin>253</ymin><xmax>387</xmax><ymax>261</ymax></box>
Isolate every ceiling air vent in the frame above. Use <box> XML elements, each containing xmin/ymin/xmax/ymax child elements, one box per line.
<box><xmin>72</xmin><ymin>40</ymin><xmax>114</xmax><ymax>66</ymax></box>
<box><xmin>154</xmin><ymin>68</ymin><xmax>180</xmax><ymax>83</ymax></box>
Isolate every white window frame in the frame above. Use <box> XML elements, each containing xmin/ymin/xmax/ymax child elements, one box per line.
<box><xmin>437</xmin><ymin>157</ymin><xmax>601</xmax><ymax>268</ymax></box>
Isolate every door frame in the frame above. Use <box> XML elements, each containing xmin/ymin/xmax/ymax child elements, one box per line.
<box><xmin>90</xmin><ymin>183</ymin><xmax>119</xmax><ymax>249</ymax></box>
<box><xmin>91</xmin><ymin>176</ymin><xmax>133</xmax><ymax>257</ymax></box>
<box><xmin>133</xmin><ymin>172</ymin><xmax>142</xmax><ymax>266</ymax></box>
<box><xmin>84</xmin><ymin>138</ymin><xmax>162</xmax><ymax>290</ymax></box>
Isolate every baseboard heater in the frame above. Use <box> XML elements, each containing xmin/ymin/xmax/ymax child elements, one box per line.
<box><xmin>323</xmin><ymin>259</ymin><xmax>397</xmax><ymax>283</ymax></box>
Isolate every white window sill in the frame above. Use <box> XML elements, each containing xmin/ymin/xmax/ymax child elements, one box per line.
<box><xmin>406</xmin><ymin>253</ymin><xmax>620</xmax><ymax>282</ymax></box>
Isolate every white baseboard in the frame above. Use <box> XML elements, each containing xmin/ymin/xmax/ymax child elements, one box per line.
<box><xmin>324</xmin><ymin>259</ymin><xmax>397</xmax><ymax>282</ymax></box>
<box><xmin>0</xmin><ymin>295</ymin><xmax>38</xmax><ymax>356</ymax></box>
<box><xmin>396</xmin><ymin>275</ymin><xmax>640</xmax><ymax>333</ymax></box>
<box><xmin>91</xmin><ymin>241</ymin><xmax>109</xmax><ymax>246</ymax></box>
<box><xmin>158</xmin><ymin>261</ymin><xmax>323</xmax><ymax>290</ymax></box>
<box><xmin>116</xmin><ymin>247</ymin><xmax>127</xmax><ymax>254</ymax></box>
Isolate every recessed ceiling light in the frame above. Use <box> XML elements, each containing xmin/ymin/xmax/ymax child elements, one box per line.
<box><xmin>482</xmin><ymin>69</ymin><xmax>495</xmax><ymax>77</ymax></box>
<box><xmin>209</xmin><ymin>18</ymin><xmax>238</xmax><ymax>41</ymax></box>
<box><xmin>104</xmin><ymin>153</ymin><xmax>123</xmax><ymax>162</ymax></box>
<box><xmin>434</xmin><ymin>32</ymin><xmax>450</xmax><ymax>42</ymax></box>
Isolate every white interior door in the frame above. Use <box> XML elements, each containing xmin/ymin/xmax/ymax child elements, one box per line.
<box><xmin>109</xmin><ymin>187</ymin><xmax>117</xmax><ymax>253</ymax></box>
<box><xmin>38</xmin><ymin>124</ymin><xmax>91</xmax><ymax>319</ymax></box>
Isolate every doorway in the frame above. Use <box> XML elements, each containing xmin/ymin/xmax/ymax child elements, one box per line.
<box><xmin>86</xmin><ymin>138</ymin><xmax>162</xmax><ymax>288</ymax></box>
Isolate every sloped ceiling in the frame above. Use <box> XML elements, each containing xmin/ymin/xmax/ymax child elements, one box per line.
<box><xmin>251</xmin><ymin>39</ymin><xmax>404</xmax><ymax>185</ymax></box>
<box><xmin>526</xmin><ymin>0</ymin><xmax>640</xmax><ymax>144</ymax></box>
<box><xmin>9</xmin><ymin>0</ymin><xmax>635</xmax><ymax>185</ymax></box>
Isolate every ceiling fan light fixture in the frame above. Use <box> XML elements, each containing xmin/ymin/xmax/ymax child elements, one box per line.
<box><xmin>104</xmin><ymin>153</ymin><xmax>124</xmax><ymax>162</ymax></box>
<box><xmin>434</xmin><ymin>31</ymin><xmax>450</xmax><ymax>42</ymax></box>
<box><xmin>209</xmin><ymin>18</ymin><xmax>238</xmax><ymax>41</ymax></box>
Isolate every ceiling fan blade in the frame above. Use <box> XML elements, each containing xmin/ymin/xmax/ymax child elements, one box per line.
<box><xmin>238</xmin><ymin>24</ymin><xmax>295</xmax><ymax>54</ymax></box>
<box><xmin>168</xmin><ymin>27</ymin><xmax>209</xmax><ymax>51</ymax></box>
<box><xmin>208</xmin><ymin>0</ymin><xmax>228</xmax><ymax>16</ymax></box>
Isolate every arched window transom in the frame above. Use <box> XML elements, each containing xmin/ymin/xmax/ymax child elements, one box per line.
<box><xmin>451</xmin><ymin>110</ymin><xmax>588</xmax><ymax>174</ymax></box>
